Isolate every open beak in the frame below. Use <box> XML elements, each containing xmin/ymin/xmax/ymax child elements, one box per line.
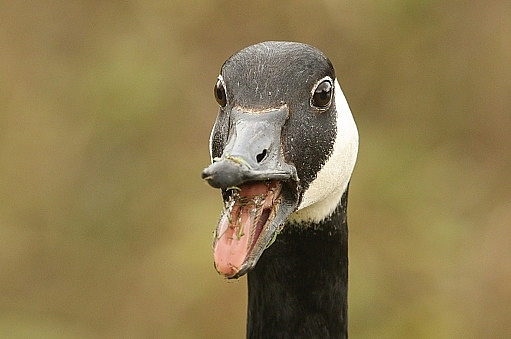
<box><xmin>201</xmin><ymin>106</ymin><xmax>298</xmax><ymax>278</ymax></box>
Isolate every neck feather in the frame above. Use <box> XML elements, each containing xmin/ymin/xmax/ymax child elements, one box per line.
<box><xmin>246</xmin><ymin>190</ymin><xmax>349</xmax><ymax>339</ymax></box>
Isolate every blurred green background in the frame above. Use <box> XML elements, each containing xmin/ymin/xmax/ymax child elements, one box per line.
<box><xmin>1</xmin><ymin>0</ymin><xmax>510</xmax><ymax>338</ymax></box>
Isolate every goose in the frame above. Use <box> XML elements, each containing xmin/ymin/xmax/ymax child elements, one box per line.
<box><xmin>201</xmin><ymin>41</ymin><xmax>358</xmax><ymax>338</ymax></box>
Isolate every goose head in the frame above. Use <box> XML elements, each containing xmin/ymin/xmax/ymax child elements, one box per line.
<box><xmin>202</xmin><ymin>41</ymin><xmax>358</xmax><ymax>278</ymax></box>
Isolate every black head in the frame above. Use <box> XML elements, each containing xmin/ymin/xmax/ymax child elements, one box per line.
<box><xmin>202</xmin><ymin>41</ymin><xmax>358</xmax><ymax>278</ymax></box>
<box><xmin>210</xmin><ymin>42</ymin><xmax>337</xmax><ymax>195</ymax></box>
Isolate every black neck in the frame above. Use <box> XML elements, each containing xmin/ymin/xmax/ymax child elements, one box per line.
<box><xmin>246</xmin><ymin>190</ymin><xmax>349</xmax><ymax>339</ymax></box>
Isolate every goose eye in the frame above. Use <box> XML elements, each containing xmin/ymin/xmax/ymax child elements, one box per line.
<box><xmin>311</xmin><ymin>79</ymin><xmax>333</xmax><ymax>109</ymax></box>
<box><xmin>214</xmin><ymin>78</ymin><xmax>227</xmax><ymax>107</ymax></box>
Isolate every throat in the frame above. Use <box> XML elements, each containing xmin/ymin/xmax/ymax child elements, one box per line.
<box><xmin>246</xmin><ymin>197</ymin><xmax>348</xmax><ymax>339</ymax></box>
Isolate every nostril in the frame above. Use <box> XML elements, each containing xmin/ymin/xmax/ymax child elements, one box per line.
<box><xmin>256</xmin><ymin>149</ymin><xmax>267</xmax><ymax>163</ymax></box>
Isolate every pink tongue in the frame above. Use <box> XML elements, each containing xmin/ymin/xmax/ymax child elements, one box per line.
<box><xmin>213</xmin><ymin>183</ymin><xmax>271</xmax><ymax>278</ymax></box>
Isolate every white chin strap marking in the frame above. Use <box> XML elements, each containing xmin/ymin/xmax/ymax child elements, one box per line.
<box><xmin>290</xmin><ymin>79</ymin><xmax>359</xmax><ymax>223</ymax></box>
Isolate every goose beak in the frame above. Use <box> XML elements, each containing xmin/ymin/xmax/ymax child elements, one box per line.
<box><xmin>201</xmin><ymin>106</ymin><xmax>299</xmax><ymax>278</ymax></box>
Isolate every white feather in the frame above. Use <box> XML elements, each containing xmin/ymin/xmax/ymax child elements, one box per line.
<box><xmin>289</xmin><ymin>79</ymin><xmax>359</xmax><ymax>223</ymax></box>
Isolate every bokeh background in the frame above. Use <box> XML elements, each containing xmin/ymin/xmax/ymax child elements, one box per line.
<box><xmin>1</xmin><ymin>0</ymin><xmax>510</xmax><ymax>338</ymax></box>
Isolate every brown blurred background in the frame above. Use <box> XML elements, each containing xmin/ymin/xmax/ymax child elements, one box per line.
<box><xmin>1</xmin><ymin>0</ymin><xmax>510</xmax><ymax>338</ymax></box>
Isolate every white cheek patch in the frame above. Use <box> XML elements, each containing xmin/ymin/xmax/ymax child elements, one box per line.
<box><xmin>289</xmin><ymin>79</ymin><xmax>359</xmax><ymax>223</ymax></box>
<box><xmin>208</xmin><ymin>118</ymin><xmax>217</xmax><ymax>162</ymax></box>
